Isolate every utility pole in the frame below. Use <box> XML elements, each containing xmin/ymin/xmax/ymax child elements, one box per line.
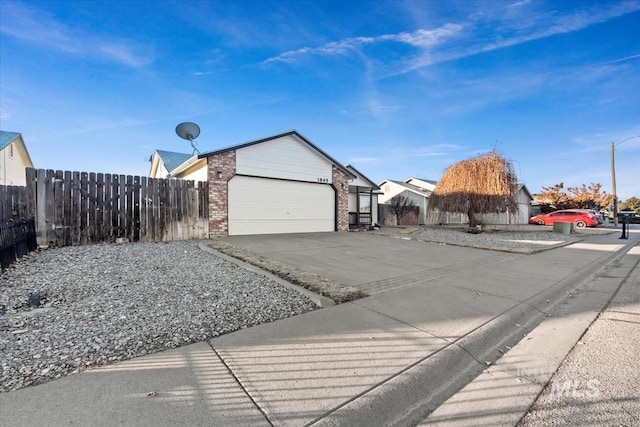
<box><xmin>611</xmin><ymin>141</ymin><xmax>618</xmax><ymax>227</ymax></box>
<box><xmin>610</xmin><ymin>135</ymin><xmax>640</xmax><ymax>228</ymax></box>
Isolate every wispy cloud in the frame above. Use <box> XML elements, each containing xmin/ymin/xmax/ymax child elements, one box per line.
<box><xmin>568</xmin><ymin>128</ymin><xmax>640</xmax><ymax>155</ymax></box>
<box><xmin>263</xmin><ymin>24</ymin><xmax>462</xmax><ymax>64</ymax></box>
<box><xmin>599</xmin><ymin>53</ymin><xmax>640</xmax><ymax>65</ymax></box>
<box><xmin>509</xmin><ymin>0</ymin><xmax>533</xmax><ymax>8</ymax></box>
<box><xmin>263</xmin><ymin>2</ymin><xmax>640</xmax><ymax>78</ymax></box>
<box><xmin>394</xmin><ymin>2</ymin><xmax>640</xmax><ymax>76</ymax></box>
<box><xmin>413</xmin><ymin>144</ymin><xmax>464</xmax><ymax>157</ymax></box>
<box><xmin>0</xmin><ymin>2</ymin><xmax>153</xmax><ymax>68</ymax></box>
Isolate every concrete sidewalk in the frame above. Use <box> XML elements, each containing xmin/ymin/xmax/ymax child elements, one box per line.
<box><xmin>518</xmin><ymin>245</ymin><xmax>640</xmax><ymax>427</ymax></box>
<box><xmin>1</xmin><ymin>229</ymin><xmax>638</xmax><ymax>427</ymax></box>
<box><xmin>418</xmin><ymin>238</ymin><xmax>640</xmax><ymax>426</ymax></box>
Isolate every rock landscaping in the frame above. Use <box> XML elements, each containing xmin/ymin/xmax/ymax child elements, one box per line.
<box><xmin>0</xmin><ymin>241</ymin><xmax>317</xmax><ymax>392</ymax></box>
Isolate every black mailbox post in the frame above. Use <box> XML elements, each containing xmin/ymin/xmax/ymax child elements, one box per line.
<box><xmin>617</xmin><ymin>211</ymin><xmax>634</xmax><ymax>239</ymax></box>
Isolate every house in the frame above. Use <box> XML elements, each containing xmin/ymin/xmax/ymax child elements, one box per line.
<box><xmin>485</xmin><ymin>183</ymin><xmax>533</xmax><ymax>225</ymax></box>
<box><xmin>346</xmin><ymin>164</ymin><xmax>380</xmax><ymax>228</ymax></box>
<box><xmin>378</xmin><ymin>179</ymin><xmax>434</xmax><ymax>225</ymax></box>
<box><xmin>197</xmin><ymin>130</ymin><xmax>358</xmax><ymax>236</ymax></box>
<box><xmin>0</xmin><ymin>131</ymin><xmax>34</xmax><ymax>186</ymax></box>
<box><xmin>149</xmin><ymin>149</ymin><xmax>207</xmax><ymax>181</ymax></box>
<box><xmin>404</xmin><ymin>177</ymin><xmax>437</xmax><ymax>192</ymax></box>
<box><xmin>429</xmin><ymin>183</ymin><xmax>534</xmax><ymax>225</ymax></box>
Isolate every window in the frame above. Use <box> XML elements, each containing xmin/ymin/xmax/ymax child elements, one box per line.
<box><xmin>358</xmin><ymin>193</ymin><xmax>371</xmax><ymax>213</ymax></box>
<box><xmin>9</xmin><ymin>144</ymin><xmax>14</xmax><ymax>158</ymax></box>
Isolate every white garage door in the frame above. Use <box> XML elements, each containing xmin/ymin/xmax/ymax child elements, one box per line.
<box><xmin>228</xmin><ymin>176</ymin><xmax>335</xmax><ymax>236</ymax></box>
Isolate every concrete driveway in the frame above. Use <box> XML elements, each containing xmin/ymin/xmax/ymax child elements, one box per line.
<box><xmin>3</xmin><ymin>231</ymin><xmax>637</xmax><ymax>427</ymax></box>
<box><xmin>222</xmin><ymin>232</ymin><xmax>519</xmax><ymax>295</ymax></box>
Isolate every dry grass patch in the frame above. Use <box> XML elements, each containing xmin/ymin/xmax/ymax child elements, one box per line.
<box><xmin>204</xmin><ymin>240</ymin><xmax>366</xmax><ymax>304</ymax></box>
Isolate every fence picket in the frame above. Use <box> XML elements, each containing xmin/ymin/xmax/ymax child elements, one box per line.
<box><xmin>140</xmin><ymin>176</ymin><xmax>147</xmax><ymax>242</ymax></box>
<box><xmin>54</xmin><ymin>170</ymin><xmax>64</xmax><ymax>246</ymax></box>
<box><xmin>96</xmin><ymin>173</ymin><xmax>104</xmax><ymax>243</ymax></box>
<box><xmin>63</xmin><ymin>171</ymin><xmax>72</xmax><ymax>246</ymax></box>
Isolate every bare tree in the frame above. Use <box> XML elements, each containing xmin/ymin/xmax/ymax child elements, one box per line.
<box><xmin>388</xmin><ymin>195</ymin><xmax>417</xmax><ymax>225</ymax></box>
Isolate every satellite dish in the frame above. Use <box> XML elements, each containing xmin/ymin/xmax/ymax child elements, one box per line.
<box><xmin>175</xmin><ymin>122</ymin><xmax>201</xmax><ymax>154</ymax></box>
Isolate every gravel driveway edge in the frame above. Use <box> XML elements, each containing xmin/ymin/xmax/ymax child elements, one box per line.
<box><xmin>198</xmin><ymin>243</ymin><xmax>335</xmax><ymax>307</ymax></box>
<box><xmin>203</xmin><ymin>239</ymin><xmax>367</xmax><ymax>304</ymax></box>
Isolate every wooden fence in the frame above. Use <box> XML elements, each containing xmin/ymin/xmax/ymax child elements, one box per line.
<box><xmin>378</xmin><ymin>204</ymin><xmax>420</xmax><ymax>226</ymax></box>
<box><xmin>1</xmin><ymin>218</ymin><xmax>37</xmax><ymax>271</ymax></box>
<box><xmin>24</xmin><ymin>168</ymin><xmax>209</xmax><ymax>246</ymax></box>
<box><xmin>0</xmin><ymin>185</ymin><xmax>29</xmax><ymax>222</ymax></box>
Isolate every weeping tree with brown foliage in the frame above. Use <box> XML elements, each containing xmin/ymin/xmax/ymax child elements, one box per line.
<box><xmin>429</xmin><ymin>150</ymin><xmax>518</xmax><ymax>229</ymax></box>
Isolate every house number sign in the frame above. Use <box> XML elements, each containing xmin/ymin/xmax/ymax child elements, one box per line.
<box><xmin>317</xmin><ymin>177</ymin><xmax>329</xmax><ymax>183</ymax></box>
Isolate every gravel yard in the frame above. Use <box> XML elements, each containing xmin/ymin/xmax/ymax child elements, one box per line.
<box><xmin>0</xmin><ymin>241</ymin><xmax>318</xmax><ymax>393</ymax></box>
<box><xmin>409</xmin><ymin>227</ymin><xmax>584</xmax><ymax>252</ymax></box>
<box><xmin>0</xmin><ymin>226</ymin><xmax>612</xmax><ymax>394</ymax></box>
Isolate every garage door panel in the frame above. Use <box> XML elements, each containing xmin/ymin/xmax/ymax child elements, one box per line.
<box><xmin>228</xmin><ymin>176</ymin><xmax>335</xmax><ymax>235</ymax></box>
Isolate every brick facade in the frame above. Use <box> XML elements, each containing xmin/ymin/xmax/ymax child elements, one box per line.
<box><xmin>207</xmin><ymin>151</ymin><xmax>236</xmax><ymax>236</ymax></box>
<box><xmin>332</xmin><ymin>165</ymin><xmax>350</xmax><ymax>232</ymax></box>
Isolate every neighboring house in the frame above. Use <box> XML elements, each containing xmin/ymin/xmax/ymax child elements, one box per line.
<box><xmin>431</xmin><ymin>183</ymin><xmax>534</xmax><ymax>225</ymax></box>
<box><xmin>0</xmin><ymin>131</ymin><xmax>34</xmax><ymax>186</ymax></box>
<box><xmin>149</xmin><ymin>149</ymin><xmax>207</xmax><ymax>181</ymax></box>
<box><xmin>346</xmin><ymin>164</ymin><xmax>380</xmax><ymax>228</ymax></box>
<box><xmin>378</xmin><ymin>179</ymin><xmax>434</xmax><ymax>225</ymax></box>
<box><xmin>404</xmin><ymin>177</ymin><xmax>437</xmax><ymax>192</ymax></box>
<box><xmin>198</xmin><ymin>130</ymin><xmax>357</xmax><ymax>236</ymax></box>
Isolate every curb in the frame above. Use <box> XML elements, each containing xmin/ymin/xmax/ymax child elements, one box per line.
<box><xmin>198</xmin><ymin>243</ymin><xmax>335</xmax><ymax>308</ymax></box>
<box><xmin>420</xmin><ymin>241</ymin><xmax>640</xmax><ymax>426</ymax></box>
<box><xmin>309</xmin><ymin>236</ymin><xmax>639</xmax><ymax>427</ymax></box>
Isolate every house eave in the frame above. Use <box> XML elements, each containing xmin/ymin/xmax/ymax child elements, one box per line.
<box><xmin>198</xmin><ymin>130</ymin><xmax>356</xmax><ymax>179</ymax></box>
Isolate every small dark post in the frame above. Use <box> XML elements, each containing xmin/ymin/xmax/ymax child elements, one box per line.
<box><xmin>619</xmin><ymin>217</ymin><xmax>628</xmax><ymax>240</ymax></box>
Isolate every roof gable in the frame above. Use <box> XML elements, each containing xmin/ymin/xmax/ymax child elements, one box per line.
<box><xmin>0</xmin><ymin>130</ymin><xmax>34</xmax><ymax>167</ymax></box>
<box><xmin>155</xmin><ymin>149</ymin><xmax>193</xmax><ymax>172</ymax></box>
<box><xmin>405</xmin><ymin>177</ymin><xmax>437</xmax><ymax>190</ymax></box>
<box><xmin>0</xmin><ymin>131</ymin><xmax>21</xmax><ymax>151</ymax></box>
<box><xmin>346</xmin><ymin>164</ymin><xmax>380</xmax><ymax>189</ymax></box>
<box><xmin>516</xmin><ymin>183</ymin><xmax>533</xmax><ymax>201</ymax></box>
<box><xmin>379</xmin><ymin>179</ymin><xmax>432</xmax><ymax>198</ymax></box>
<box><xmin>198</xmin><ymin>130</ymin><xmax>355</xmax><ymax>178</ymax></box>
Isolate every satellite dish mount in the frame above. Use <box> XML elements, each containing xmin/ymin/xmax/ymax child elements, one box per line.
<box><xmin>175</xmin><ymin>122</ymin><xmax>201</xmax><ymax>154</ymax></box>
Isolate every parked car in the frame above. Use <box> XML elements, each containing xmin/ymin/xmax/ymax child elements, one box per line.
<box><xmin>574</xmin><ymin>209</ymin><xmax>605</xmax><ymax>224</ymax></box>
<box><xmin>529</xmin><ymin>209</ymin><xmax>600</xmax><ymax>228</ymax></box>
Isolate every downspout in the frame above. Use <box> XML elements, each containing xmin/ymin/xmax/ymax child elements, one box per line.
<box><xmin>369</xmin><ymin>189</ymin><xmax>373</xmax><ymax>225</ymax></box>
<box><xmin>356</xmin><ymin>185</ymin><xmax>360</xmax><ymax>225</ymax></box>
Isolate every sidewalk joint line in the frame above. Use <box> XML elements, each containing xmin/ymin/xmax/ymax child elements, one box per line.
<box><xmin>354</xmin><ymin>302</ymin><xmax>492</xmax><ymax>368</ymax></box>
<box><xmin>206</xmin><ymin>341</ymin><xmax>275</xmax><ymax>427</ymax></box>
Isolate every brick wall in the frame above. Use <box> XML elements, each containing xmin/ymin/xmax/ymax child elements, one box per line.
<box><xmin>332</xmin><ymin>165</ymin><xmax>350</xmax><ymax>231</ymax></box>
<box><xmin>207</xmin><ymin>151</ymin><xmax>236</xmax><ymax>236</ymax></box>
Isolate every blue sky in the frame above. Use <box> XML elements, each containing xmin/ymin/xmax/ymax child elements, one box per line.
<box><xmin>1</xmin><ymin>0</ymin><xmax>639</xmax><ymax>199</ymax></box>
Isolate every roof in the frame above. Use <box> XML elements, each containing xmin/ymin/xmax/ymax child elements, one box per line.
<box><xmin>155</xmin><ymin>149</ymin><xmax>193</xmax><ymax>172</ymax></box>
<box><xmin>345</xmin><ymin>164</ymin><xmax>380</xmax><ymax>190</ymax></box>
<box><xmin>198</xmin><ymin>130</ymin><xmax>356</xmax><ymax>178</ymax></box>
<box><xmin>0</xmin><ymin>130</ymin><xmax>34</xmax><ymax>167</ymax></box>
<box><xmin>406</xmin><ymin>177</ymin><xmax>438</xmax><ymax>185</ymax></box>
<box><xmin>379</xmin><ymin>179</ymin><xmax>433</xmax><ymax>198</ymax></box>
<box><xmin>0</xmin><ymin>131</ymin><xmax>20</xmax><ymax>150</ymax></box>
<box><xmin>516</xmin><ymin>183</ymin><xmax>533</xmax><ymax>200</ymax></box>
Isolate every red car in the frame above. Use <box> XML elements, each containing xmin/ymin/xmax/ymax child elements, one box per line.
<box><xmin>529</xmin><ymin>209</ymin><xmax>599</xmax><ymax>228</ymax></box>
